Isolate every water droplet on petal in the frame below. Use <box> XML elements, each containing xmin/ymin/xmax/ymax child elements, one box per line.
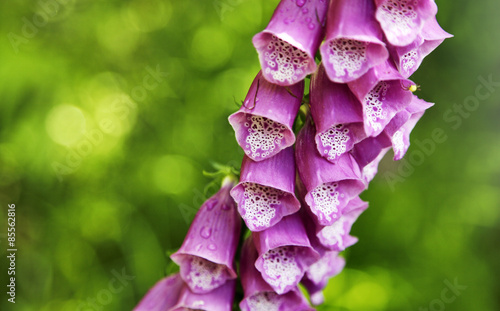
<box><xmin>200</xmin><ymin>227</ymin><xmax>212</xmax><ymax>239</ymax></box>
<box><xmin>305</xmin><ymin>17</ymin><xmax>312</xmax><ymax>23</ymax></box>
<box><xmin>308</xmin><ymin>23</ymin><xmax>315</xmax><ymax>30</ymax></box>
<box><xmin>302</xmin><ymin>8</ymin><xmax>309</xmax><ymax>14</ymax></box>
<box><xmin>296</xmin><ymin>0</ymin><xmax>306</xmax><ymax>7</ymax></box>
<box><xmin>208</xmin><ymin>244</ymin><xmax>217</xmax><ymax>251</ymax></box>
<box><xmin>206</xmin><ymin>198</ymin><xmax>218</xmax><ymax>210</ymax></box>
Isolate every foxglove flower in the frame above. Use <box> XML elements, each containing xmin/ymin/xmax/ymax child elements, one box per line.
<box><xmin>315</xmin><ymin>196</ymin><xmax>368</xmax><ymax>251</ymax></box>
<box><xmin>231</xmin><ymin>147</ymin><xmax>300</xmax><ymax>231</ymax></box>
<box><xmin>133</xmin><ymin>273</ymin><xmax>184</xmax><ymax>311</ymax></box>
<box><xmin>348</xmin><ymin>60</ymin><xmax>414</xmax><ymax>137</ymax></box>
<box><xmin>350</xmin><ymin>132</ymin><xmax>392</xmax><ymax>185</ymax></box>
<box><xmin>310</xmin><ymin>64</ymin><xmax>366</xmax><ymax>163</ymax></box>
<box><xmin>296</xmin><ymin>118</ymin><xmax>365</xmax><ymax>226</ymax></box>
<box><xmin>320</xmin><ymin>0</ymin><xmax>388</xmax><ymax>83</ymax></box>
<box><xmin>384</xmin><ymin>95</ymin><xmax>434</xmax><ymax>160</ymax></box>
<box><xmin>253</xmin><ymin>213</ymin><xmax>320</xmax><ymax>294</ymax></box>
<box><xmin>228</xmin><ymin>71</ymin><xmax>304</xmax><ymax>161</ymax></box>
<box><xmin>170</xmin><ymin>178</ymin><xmax>241</xmax><ymax>294</ymax></box>
<box><xmin>375</xmin><ymin>0</ymin><xmax>438</xmax><ymax>46</ymax></box>
<box><xmin>301</xmin><ymin>250</ymin><xmax>345</xmax><ymax>305</ymax></box>
<box><xmin>240</xmin><ymin>237</ymin><xmax>314</xmax><ymax>311</ymax></box>
<box><xmin>252</xmin><ymin>0</ymin><xmax>329</xmax><ymax>85</ymax></box>
<box><xmin>170</xmin><ymin>280</ymin><xmax>236</xmax><ymax>311</ymax></box>
<box><xmin>390</xmin><ymin>16</ymin><xmax>453</xmax><ymax>78</ymax></box>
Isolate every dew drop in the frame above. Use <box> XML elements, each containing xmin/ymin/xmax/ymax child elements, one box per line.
<box><xmin>308</xmin><ymin>23</ymin><xmax>315</xmax><ymax>30</ymax></box>
<box><xmin>200</xmin><ymin>227</ymin><xmax>212</xmax><ymax>239</ymax></box>
<box><xmin>206</xmin><ymin>198</ymin><xmax>218</xmax><ymax>211</ymax></box>
<box><xmin>302</xmin><ymin>8</ymin><xmax>309</xmax><ymax>14</ymax></box>
<box><xmin>305</xmin><ymin>17</ymin><xmax>312</xmax><ymax>23</ymax></box>
<box><xmin>296</xmin><ymin>0</ymin><xmax>306</xmax><ymax>7</ymax></box>
<box><xmin>208</xmin><ymin>244</ymin><xmax>217</xmax><ymax>251</ymax></box>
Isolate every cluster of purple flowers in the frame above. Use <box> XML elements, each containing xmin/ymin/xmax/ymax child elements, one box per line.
<box><xmin>135</xmin><ymin>0</ymin><xmax>451</xmax><ymax>310</ymax></box>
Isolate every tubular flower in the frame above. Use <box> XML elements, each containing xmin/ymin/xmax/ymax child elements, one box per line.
<box><xmin>374</xmin><ymin>0</ymin><xmax>438</xmax><ymax>46</ymax></box>
<box><xmin>170</xmin><ymin>280</ymin><xmax>236</xmax><ymax>311</ymax></box>
<box><xmin>348</xmin><ymin>60</ymin><xmax>414</xmax><ymax>137</ymax></box>
<box><xmin>315</xmin><ymin>196</ymin><xmax>368</xmax><ymax>251</ymax></box>
<box><xmin>310</xmin><ymin>64</ymin><xmax>366</xmax><ymax>163</ymax></box>
<box><xmin>350</xmin><ymin>132</ymin><xmax>392</xmax><ymax>186</ymax></box>
<box><xmin>389</xmin><ymin>16</ymin><xmax>453</xmax><ymax>78</ymax></box>
<box><xmin>170</xmin><ymin>177</ymin><xmax>241</xmax><ymax>294</ymax></box>
<box><xmin>320</xmin><ymin>0</ymin><xmax>388</xmax><ymax>83</ymax></box>
<box><xmin>252</xmin><ymin>0</ymin><xmax>329</xmax><ymax>85</ymax></box>
<box><xmin>228</xmin><ymin>71</ymin><xmax>304</xmax><ymax>162</ymax></box>
<box><xmin>239</xmin><ymin>237</ymin><xmax>314</xmax><ymax>311</ymax></box>
<box><xmin>301</xmin><ymin>249</ymin><xmax>345</xmax><ymax>305</ymax></box>
<box><xmin>384</xmin><ymin>95</ymin><xmax>434</xmax><ymax>160</ymax></box>
<box><xmin>231</xmin><ymin>147</ymin><xmax>300</xmax><ymax>232</ymax></box>
<box><xmin>296</xmin><ymin>118</ymin><xmax>366</xmax><ymax>226</ymax></box>
<box><xmin>133</xmin><ymin>273</ymin><xmax>184</xmax><ymax>311</ymax></box>
<box><xmin>253</xmin><ymin>213</ymin><xmax>320</xmax><ymax>294</ymax></box>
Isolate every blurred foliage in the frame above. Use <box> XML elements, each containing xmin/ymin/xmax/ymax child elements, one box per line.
<box><xmin>0</xmin><ymin>0</ymin><xmax>499</xmax><ymax>310</ymax></box>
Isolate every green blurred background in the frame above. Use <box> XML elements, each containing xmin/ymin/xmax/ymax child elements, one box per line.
<box><xmin>0</xmin><ymin>0</ymin><xmax>499</xmax><ymax>310</ymax></box>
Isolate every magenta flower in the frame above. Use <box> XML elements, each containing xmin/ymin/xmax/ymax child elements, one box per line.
<box><xmin>389</xmin><ymin>16</ymin><xmax>453</xmax><ymax>78</ymax></box>
<box><xmin>170</xmin><ymin>280</ymin><xmax>236</xmax><ymax>311</ymax></box>
<box><xmin>228</xmin><ymin>71</ymin><xmax>304</xmax><ymax>162</ymax></box>
<box><xmin>301</xmin><ymin>250</ymin><xmax>345</xmax><ymax>305</ymax></box>
<box><xmin>320</xmin><ymin>0</ymin><xmax>388</xmax><ymax>83</ymax></box>
<box><xmin>231</xmin><ymin>147</ymin><xmax>300</xmax><ymax>232</ymax></box>
<box><xmin>348</xmin><ymin>60</ymin><xmax>414</xmax><ymax>137</ymax></box>
<box><xmin>252</xmin><ymin>0</ymin><xmax>329</xmax><ymax>85</ymax></box>
<box><xmin>253</xmin><ymin>213</ymin><xmax>320</xmax><ymax>294</ymax></box>
<box><xmin>239</xmin><ymin>237</ymin><xmax>314</xmax><ymax>311</ymax></box>
<box><xmin>316</xmin><ymin>196</ymin><xmax>368</xmax><ymax>251</ymax></box>
<box><xmin>384</xmin><ymin>95</ymin><xmax>434</xmax><ymax>160</ymax></box>
<box><xmin>133</xmin><ymin>273</ymin><xmax>184</xmax><ymax>311</ymax></box>
<box><xmin>350</xmin><ymin>132</ymin><xmax>392</xmax><ymax>185</ymax></box>
<box><xmin>296</xmin><ymin>118</ymin><xmax>365</xmax><ymax>226</ymax></box>
<box><xmin>375</xmin><ymin>0</ymin><xmax>438</xmax><ymax>46</ymax></box>
<box><xmin>310</xmin><ymin>64</ymin><xmax>366</xmax><ymax>163</ymax></box>
<box><xmin>170</xmin><ymin>178</ymin><xmax>241</xmax><ymax>294</ymax></box>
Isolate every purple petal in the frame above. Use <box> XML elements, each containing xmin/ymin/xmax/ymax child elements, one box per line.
<box><xmin>170</xmin><ymin>280</ymin><xmax>236</xmax><ymax>311</ymax></box>
<box><xmin>390</xmin><ymin>16</ymin><xmax>453</xmax><ymax>77</ymax></box>
<box><xmin>310</xmin><ymin>64</ymin><xmax>366</xmax><ymax>163</ymax></box>
<box><xmin>253</xmin><ymin>213</ymin><xmax>320</xmax><ymax>294</ymax></box>
<box><xmin>252</xmin><ymin>0</ymin><xmax>329</xmax><ymax>85</ymax></box>
<box><xmin>320</xmin><ymin>0</ymin><xmax>388</xmax><ymax>82</ymax></box>
<box><xmin>301</xmin><ymin>250</ymin><xmax>345</xmax><ymax>305</ymax></box>
<box><xmin>348</xmin><ymin>60</ymin><xmax>414</xmax><ymax>137</ymax></box>
<box><xmin>375</xmin><ymin>0</ymin><xmax>438</xmax><ymax>46</ymax></box>
<box><xmin>229</xmin><ymin>72</ymin><xmax>304</xmax><ymax>161</ymax></box>
<box><xmin>239</xmin><ymin>237</ymin><xmax>314</xmax><ymax>311</ymax></box>
<box><xmin>231</xmin><ymin>148</ymin><xmax>300</xmax><ymax>231</ymax></box>
<box><xmin>296</xmin><ymin>119</ymin><xmax>366</xmax><ymax>226</ymax></box>
<box><xmin>350</xmin><ymin>133</ymin><xmax>392</xmax><ymax>185</ymax></box>
<box><xmin>360</xmin><ymin>146</ymin><xmax>390</xmax><ymax>185</ymax></box>
<box><xmin>385</xmin><ymin>95</ymin><xmax>434</xmax><ymax>160</ymax></box>
<box><xmin>171</xmin><ymin>179</ymin><xmax>241</xmax><ymax>294</ymax></box>
<box><xmin>133</xmin><ymin>274</ymin><xmax>184</xmax><ymax>311</ymax></box>
<box><xmin>316</xmin><ymin>196</ymin><xmax>368</xmax><ymax>251</ymax></box>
